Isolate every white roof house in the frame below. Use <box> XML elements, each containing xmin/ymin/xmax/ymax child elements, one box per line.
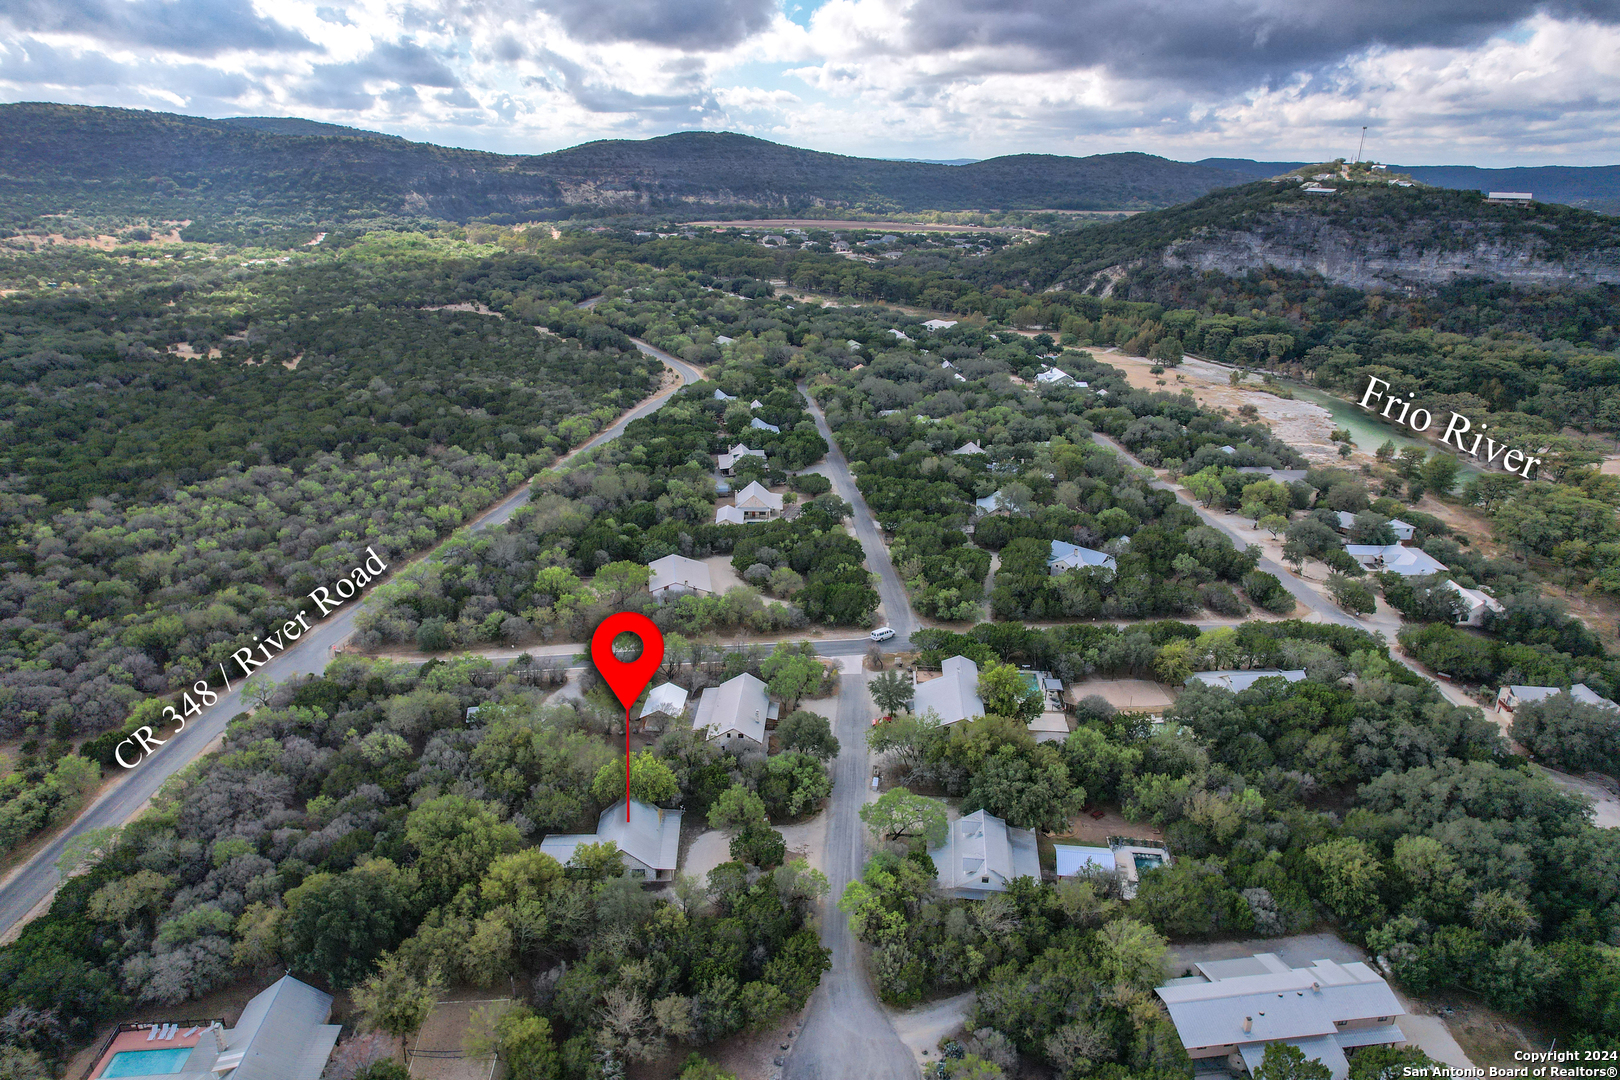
<box><xmin>914</xmin><ymin>655</ymin><xmax>985</xmax><ymax>726</ymax></box>
<box><xmin>1054</xmin><ymin>844</ymin><xmax>1116</xmax><ymax>878</ymax></box>
<box><xmin>928</xmin><ymin>808</ymin><xmax>1040</xmax><ymax>899</ymax></box>
<box><xmin>731</xmin><ymin>480</ymin><xmax>784</xmax><ymax>522</ymax></box>
<box><xmin>1444</xmin><ymin>580</ymin><xmax>1503</xmax><ymax>627</ymax></box>
<box><xmin>99</xmin><ymin>975</ymin><xmax>343</xmax><ymax>1080</ymax></box>
<box><xmin>750</xmin><ymin>416</ymin><xmax>781</xmax><ymax>434</ymax></box>
<box><xmin>715</xmin><ymin>505</ymin><xmax>748</xmax><ymax>525</ymax></box>
<box><xmin>717</xmin><ymin>443</ymin><xmax>765</xmax><ymax>474</ymax></box>
<box><xmin>540</xmin><ymin>799</ymin><xmax>684</xmax><ymax>881</ymax></box>
<box><xmin>1156</xmin><ymin>954</ymin><xmax>1405</xmax><ymax>1079</ymax></box>
<box><xmin>952</xmin><ymin>441</ymin><xmax>984</xmax><ymax>456</ymax></box>
<box><xmin>713</xmin><ymin>388</ymin><xmax>737</xmax><ymax>401</ymax></box>
<box><xmin>1345</xmin><ymin>544</ymin><xmax>1447</xmax><ymax>576</ymax></box>
<box><xmin>1048</xmin><ymin>540</ymin><xmax>1117</xmax><ymax>574</ymax></box>
<box><xmin>1186</xmin><ymin>669</ymin><xmax>1306</xmax><ymax>693</ymax></box>
<box><xmin>924</xmin><ymin>319</ymin><xmax>958</xmax><ymax>331</ymax></box>
<box><xmin>749</xmin><ymin>398</ymin><xmax>764</xmax><ymax>409</ymax></box>
<box><xmin>888</xmin><ymin>328</ymin><xmax>912</xmax><ymax>341</ymax></box>
<box><xmin>692</xmin><ymin>672</ymin><xmax>777</xmax><ymax>748</ymax></box>
<box><xmin>647</xmin><ymin>554</ymin><xmax>712</xmax><ymax>600</ymax></box>
<box><xmin>1334</xmin><ymin>512</ymin><xmax>1417</xmax><ymax>543</ymax></box>
<box><xmin>1496</xmin><ymin>682</ymin><xmax>1618</xmax><ymax>715</ymax></box>
<box><xmin>974</xmin><ymin>490</ymin><xmax>1014</xmax><ymax>516</ymax></box>
<box><xmin>1035</xmin><ymin>366</ymin><xmax>1073</xmax><ymax>386</ymax></box>
<box><xmin>636</xmin><ymin>682</ymin><xmax>689</xmax><ymax>733</ymax></box>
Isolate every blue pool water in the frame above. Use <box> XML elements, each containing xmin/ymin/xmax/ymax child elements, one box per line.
<box><xmin>101</xmin><ymin>1047</ymin><xmax>194</xmax><ymax>1077</ymax></box>
<box><xmin>1133</xmin><ymin>853</ymin><xmax>1165</xmax><ymax>873</ymax></box>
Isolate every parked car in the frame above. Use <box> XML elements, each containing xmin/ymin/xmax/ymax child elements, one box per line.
<box><xmin>869</xmin><ymin>626</ymin><xmax>896</xmax><ymax>642</ymax></box>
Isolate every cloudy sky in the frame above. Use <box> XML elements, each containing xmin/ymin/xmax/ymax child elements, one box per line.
<box><xmin>2</xmin><ymin>0</ymin><xmax>1619</xmax><ymax>165</ymax></box>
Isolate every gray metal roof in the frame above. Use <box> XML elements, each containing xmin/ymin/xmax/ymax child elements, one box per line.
<box><xmin>693</xmin><ymin>672</ymin><xmax>770</xmax><ymax>743</ymax></box>
<box><xmin>217</xmin><ymin>976</ymin><xmax>340</xmax><ymax>1080</ymax></box>
<box><xmin>540</xmin><ymin>799</ymin><xmax>682</xmax><ymax>872</ymax></box>
<box><xmin>929</xmin><ymin>808</ymin><xmax>1040</xmax><ymax>895</ymax></box>
<box><xmin>1241</xmin><ymin>1035</ymin><xmax>1350</xmax><ymax>1080</ymax></box>
<box><xmin>1186</xmin><ymin>669</ymin><xmax>1305</xmax><ymax>693</ymax></box>
<box><xmin>914</xmin><ymin>656</ymin><xmax>984</xmax><ymax>726</ymax></box>
<box><xmin>1053</xmin><ymin>845</ymin><xmax>1114</xmax><ymax>877</ymax></box>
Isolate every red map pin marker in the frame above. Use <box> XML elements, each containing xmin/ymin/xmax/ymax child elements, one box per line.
<box><xmin>590</xmin><ymin>612</ymin><xmax>665</xmax><ymax>820</ymax></box>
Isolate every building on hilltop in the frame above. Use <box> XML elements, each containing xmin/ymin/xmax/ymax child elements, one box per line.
<box><xmin>540</xmin><ymin>799</ymin><xmax>683</xmax><ymax>881</ymax></box>
<box><xmin>929</xmin><ymin>808</ymin><xmax>1040</xmax><ymax>899</ymax></box>
<box><xmin>1156</xmin><ymin>953</ymin><xmax>1405</xmax><ymax>1079</ymax></box>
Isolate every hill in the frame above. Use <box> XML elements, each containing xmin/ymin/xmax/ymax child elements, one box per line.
<box><xmin>989</xmin><ymin>177</ymin><xmax>1620</xmax><ymax>293</ymax></box>
<box><xmin>1197</xmin><ymin>157</ymin><xmax>1620</xmax><ymax>213</ymax></box>
<box><xmin>0</xmin><ymin>103</ymin><xmax>1243</xmax><ymax>222</ymax></box>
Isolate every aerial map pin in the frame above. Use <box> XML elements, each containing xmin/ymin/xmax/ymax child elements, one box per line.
<box><xmin>590</xmin><ymin>612</ymin><xmax>665</xmax><ymax>819</ymax></box>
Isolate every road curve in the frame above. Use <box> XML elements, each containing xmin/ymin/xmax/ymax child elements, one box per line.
<box><xmin>784</xmin><ymin>672</ymin><xmax>918</xmax><ymax>1080</ymax></box>
<box><xmin>0</xmin><ymin>337</ymin><xmax>701</xmax><ymax>939</ymax></box>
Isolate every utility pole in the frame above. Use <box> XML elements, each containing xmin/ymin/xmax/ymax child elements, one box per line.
<box><xmin>1354</xmin><ymin>126</ymin><xmax>1367</xmax><ymax>164</ymax></box>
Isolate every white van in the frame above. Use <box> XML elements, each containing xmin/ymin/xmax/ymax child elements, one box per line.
<box><xmin>869</xmin><ymin>626</ymin><xmax>896</xmax><ymax>642</ymax></box>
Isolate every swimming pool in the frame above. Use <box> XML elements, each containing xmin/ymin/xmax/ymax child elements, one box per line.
<box><xmin>1133</xmin><ymin>852</ymin><xmax>1165</xmax><ymax>873</ymax></box>
<box><xmin>101</xmin><ymin>1047</ymin><xmax>195</xmax><ymax>1077</ymax></box>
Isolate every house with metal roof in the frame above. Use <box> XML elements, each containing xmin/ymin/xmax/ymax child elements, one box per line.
<box><xmin>913</xmin><ymin>655</ymin><xmax>985</xmax><ymax>726</ymax></box>
<box><xmin>1036</xmin><ymin>366</ymin><xmax>1073</xmax><ymax>386</ymax></box>
<box><xmin>1235</xmin><ymin>466</ymin><xmax>1310</xmax><ymax>484</ymax></box>
<box><xmin>1048</xmin><ymin>540</ymin><xmax>1117</xmax><ymax>574</ymax></box>
<box><xmin>1334</xmin><ymin>512</ymin><xmax>1417</xmax><ymax>543</ymax></box>
<box><xmin>974</xmin><ymin>490</ymin><xmax>1014</xmax><ymax>516</ymax></box>
<box><xmin>929</xmin><ymin>808</ymin><xmax>1040</xmax><ymax>899</ymax></box>
<box><xmin>86</xmin><ymin>975</ymin><xmax>341</xmax><ymax>1080</ymax></box>
<box><xmin>1186</xmin><ymin>669</ymin><xmax>1306</xmax><ymax>693</ymax></box>
<box><xmin>637</xmin><ymin>682</ymin><xmax>690</xmax><ymax>733</ymax></box>
<box><xmin>540</xmin><ymin>799</ymin><xmax>684</xmax><ymax>881</ymax></box>
<box><xmin>1444</xmin><ymin>580</ymin><xmax>1502</xmax><ymax>627</ymax></box>
<box><xmin>951</xmin><ymin>441</ymin><xmax>984</xmax><ymax>455</ymax></box>
<box><xmin>692</xmin><ymin>672</ymin><xmax>776</xmax><ymax>749</ymax></box>
<box><xmin>713</xmin><ymin>388</ymin><xmax>737</xmax><ymax>401</ymax></box>
<box><xmin>1496</xmin><ymin>682</ymin><xmax>1618</xmax><ymax>715</ymax></box>
<box><xmin>647</xmin><ymin>554</ymin><xmax>712</xmax><ymax>601</ymax></box>
<box><xmin>717</xmin><ymin>443</ymin><xmax>765</xmax><ymax>475</ymax></box>
<box><xmin>750</xmin><ymin>416</ymin><xmax>781</xmax><ymax>434</ymax></box>
<box><xmin>923</xmin><ymin>319</ymin><xmax>958</xmax><ymax>331</ymax></box>
<box><xmin>727</xmin><ymin>481</ymin><xmax>784</xmax><ymax>522</ymax></box>
<box><xmin>1344</xmin><ymin>544</ymin><xmax>1447</xmax><ymax>576</ymax></box>
<box><xmin>1156</xmin><ymin>953</ymin><xmax>1405</xmax><ymax>1079</ymax></box>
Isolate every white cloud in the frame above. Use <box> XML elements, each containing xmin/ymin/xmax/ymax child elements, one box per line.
<box><xmin>0</xmin><ymin>0</ymin><xmax>1617</xmax><ymax>163</ymax></box>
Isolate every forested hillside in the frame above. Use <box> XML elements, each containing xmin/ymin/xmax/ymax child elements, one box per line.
<box><xmin>0</xmin><ymin>104</ymin><xmax>1243</xmax><ymax>226</ymax></box>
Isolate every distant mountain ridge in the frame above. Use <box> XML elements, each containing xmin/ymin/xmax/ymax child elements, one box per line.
<box><xmin>0</xmin><ymin>103</ymin><xmax>1239</xmax><ymax>219</ymax></box>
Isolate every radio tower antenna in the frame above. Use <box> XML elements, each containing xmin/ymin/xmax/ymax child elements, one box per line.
<box><xmin>1355</xmin><ymin>126</ymin><xmax>1367</xmax><ymax>164</ymax></box>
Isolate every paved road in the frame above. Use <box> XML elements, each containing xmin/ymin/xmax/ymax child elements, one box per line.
<box><xmin>0</xmin><ymin>336</ymin><xmax>701</xmax><ymax>940</ymax></box>
<box><xmin>784</xmin><ymin>672</ymin><xmax>918</xmax><ymax>1080</ymax></box>
<box><xmin>800</xmin><ymin>388</ymin><xmax>919</xmax><ymax>645</ymax></box>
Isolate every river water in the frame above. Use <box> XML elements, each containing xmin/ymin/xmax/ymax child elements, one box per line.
<box><xmin>1280</xmin><ymin>379</ymin><xmax>1484</xmax><ymax>483</ymax></box>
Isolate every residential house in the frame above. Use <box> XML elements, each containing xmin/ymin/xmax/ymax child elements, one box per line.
<box><xmin>974</xmin><ymin>490</ymin><xmax>1014</xmax><ymax>516</ymax></box>
<box><xmin>1333</xmin><ymin>512</ymin><xmax>1416</xmax><ymax>543</ymax></box>
<box><xmin>952</xmin><ymin>441</ymin><xmax>984</xmax><ymax>456</ymax></box>
<box><xmin>86</xmin><ymin>975</ymin><xmax>341</xmax><ymax>1080</ymax></box>
<box><xmin>1035</xmin><ymin>366</ymin><xmax>1073</xmax><ymax>386</ymax></box>
<box><xmin>1236</xmin><ymin>466</ymin><xmax>1310</xmax><ymax>484</ymax></box>
<box><xmin>1496</xmin><ymin>682</ymin><xmax>1619</xmax><ymax>715</ymax></box>
<box><xmin>1444</xmin><ymin>580</ymin><xmax>1503</xmax><ymax>627</ymax></box>
<box><xmin>1486</xmin><ymin>191</ymin><xmax>1533</xmax><ymax>204</ymax></box>
<box><xmin>929</xmin><ymin>808</ymin><xmax>1040</xmax><ymax>899</ymax></box>
<box><xmin>888</xmin><ymin>328</ymin><xmax>912</xmax><ymax>341</ymax></box>
<box><xmin>923</xmin><ymin>319</ymin><xmax>958</xmax><ymax>331</ymax></box>
<box><xmin>913</xmin><ymin>655</ymin><xmax>985</xmax><ymax>726</ymax></box>
<box><xmin>749</xmin><ymin>398</ymin><xmax>764</xmax><ymax>409</ymax></box>
<box><xmin>717</xmin><ymin>443</ymin><xmax>765</xmax><ymax>475</ymax></box>
<box><xmin>1219</xmin><ymin>445</ymin><xmax>1238</xmax><ymax>455</ymax></box>
<box><xmin>1048</xmin><ymin>540</ymin><xmax>1117</xmax><ymax>575</ymax></box>
<box><xmin>713</xmin><ymin>388</ymin><xmax>737</xmax><ymax>401</ymax></box>
<box><xmin>1156</xmin><ymin>954</ymin><xmax>1405</xmax><ymax>1079</ymax></box>
<box><xmin>1302</xmin><ymin>185</ymin><xmax>1339</xmax><ymax>195</ymax></box>
<box><xmin>636</xmin><ymin>682</ymin><xmax>689</xmax><ymax>734</ymax></box>
<box><xmin>846</xmin><ymin>339</ymin><xmax>862</xmax><ymax>350</ymax></box>
<box><xmin>728</xmin><ymin>480</ymin><xmax>784</xmax><ymax>522</ymax></box>
<box><xmin>692</xmin><ymin>672</ymin><xmax>776</xmax><ymax>749</ymax></box>
<box><xmin>541</xmin><ymin>799</ymin><xmax>683</xmax><ymax>881</ymax></box>
<box><xmin>647</xmin><ymin>554</ymin><xmax>712</xmax><ymax>601</ymax></box>
<box><xmin>750</xmin><ymin>416</ymin><xmax>781</xmax><ymax>434</ymax></box>
<box><xmin>1344</xmin><ymin>544</ymin><xmax>1447</xmax><ymax>576</ymax></box>
<box><xmin>714</xmin><ymin>334</ymin><xmax>735</xmax><ymax>345</ymax></box>
<box><xmin>1186</xmin><ymin>670</ymin><xmax>1306</xmax><ymax>693</ymax></box>
<box><xmin>1028</xmin><ymin>672</ymin><xmax>1069</xmax><ymax>743</ymax></box>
